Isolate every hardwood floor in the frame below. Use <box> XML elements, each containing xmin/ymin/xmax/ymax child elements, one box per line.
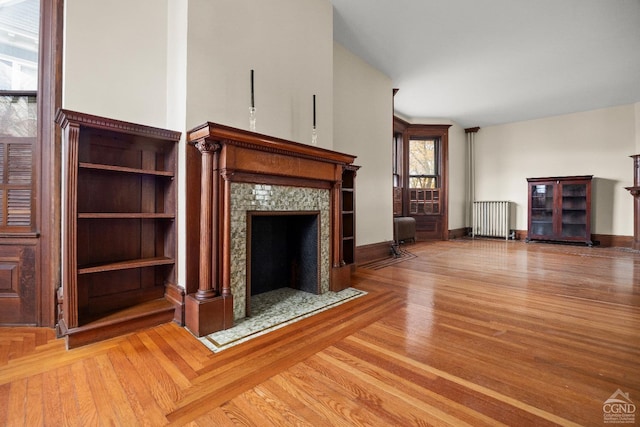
<box><xmin>1</xmin><ymin>239</ymin><xmax>639</xmax><ymax>426</ymax></box>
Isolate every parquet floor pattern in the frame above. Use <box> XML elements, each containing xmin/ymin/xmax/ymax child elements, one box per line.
<box><xmin>1</xmin><ymin>239</ymin><xmax>639</xmax><ymax>426</ymax></box>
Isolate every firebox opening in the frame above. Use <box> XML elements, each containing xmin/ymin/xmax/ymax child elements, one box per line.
<box><xmin>247</xmin><ymin>212</ymin><xmax>320</xmax><ymax>315</ymax></box>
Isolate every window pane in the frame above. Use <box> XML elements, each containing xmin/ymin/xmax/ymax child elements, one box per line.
<box><xmin>409</xmin><ymin>177</ymin><xmax>436</xmax><ymax>188</ymax></box>
<box><xmin>409</xmin><ymin>138</ymin><xmax>438</xmax><ymax>189</ymax></box>
<box><xmin>0</xmin><ymin>0</ymin><xmax>40</xmax><ymax>90</ymax></box>
<box><xmin>409</xmin><ymin>139</ymin><xmax>436</xmax><ymax>176</ymax></box>
<box><xmin>0</xmin><ymin>94</ymin><xmax>37</xmax><ymax>137</ymax></box>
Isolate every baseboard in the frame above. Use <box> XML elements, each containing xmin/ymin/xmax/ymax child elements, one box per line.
<box><xmin>449</xmin><ymin>227</ymin><xmax>469</xmax><ymax>239</ymax></box>
<box><xmin>165</xmin><ymin>283</ymin><xmax>185</xmax><ymax>326</ymax></box>
<box><xmin>356</xmin><ymin>240</ymin><xmax>394</xmax><ymax>265</ymax></box>
<box><xmin>356</xmin><ymin>234</ymin><xmax>633</xmax><ymax>264</ymax></box>
<box><xmin>515</xmin><ymin>230</ymin><xmax>528</xmax><ymax>241</ymax></box>
<box><xmin>592</xmin><ymin>234</ymin><xmax>633</xmax><ymax>248</ymax></box>
<box><xmin>513</xmin><ymin>231</ymin><xmax>631</xmax><ymax>248</ymax></box>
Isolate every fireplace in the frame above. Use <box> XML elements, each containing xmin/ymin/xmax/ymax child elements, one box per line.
<box><xmin>185</xmin><ymin>122</ymin><xmax>357</xmax><ymax>336</ymax></box>
<box><xmin>247</xmin><ymin>211</ymin><xmax>320</xmax><ymax>315</ymax></box>
<box><xmin>226</xmin><ymin>183</ymin><xmax>331</xmax><ymax>320</ymax></box>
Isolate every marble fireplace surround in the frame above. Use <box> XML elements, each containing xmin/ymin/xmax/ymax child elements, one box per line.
<box><xmin>185</xmin><ymin>122</ymin><xmax>357</xmax><ymax>337</ymax></box>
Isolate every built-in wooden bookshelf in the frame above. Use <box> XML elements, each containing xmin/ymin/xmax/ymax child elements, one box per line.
<box><xmin>341</xmin><ymin>166</ymin><xmax>358</xmax><ymax>267</ymax></box>
<box><xmin>56</xmin><ymin>109</ymin><xmax>181</xmax><ymax>348</ymax></box>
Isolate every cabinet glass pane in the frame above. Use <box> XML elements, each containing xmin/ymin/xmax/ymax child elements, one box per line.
<box><xmin>530</xmin><ymin>184</ymin><xmax>553</xmax><ymax>235</ymax></box>
<box><xmin>561</xmin><ymin>184</ymin><xmax>587</xmax><ymax>237</ymax></box>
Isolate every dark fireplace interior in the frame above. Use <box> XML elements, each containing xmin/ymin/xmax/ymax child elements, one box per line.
<box><xmin>249</xmin><ymin>212</ymin><xmax>319</xmax><ymax>305</ymax></box>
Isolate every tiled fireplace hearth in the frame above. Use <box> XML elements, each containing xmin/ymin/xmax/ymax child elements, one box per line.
<box><xmin>185</xmin><ymin>123</ymin><xmax>358</xmax><ymax>337</ymax></box>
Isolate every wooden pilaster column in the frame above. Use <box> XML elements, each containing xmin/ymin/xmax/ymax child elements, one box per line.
<box><xmin>194</xmin><ymin>139</ymin><xmax>220</xmax><ymax>300</ymax></box>
<box><xmin>220</xmin><ymin>170</ymin><xmax>233</xmax><ymax>297</ymax></box>
<box><xmin>63</xmin><ymin>123</ymin><xmax>80</xmax><ymax>330</ymax></box>
<box><xmin>331</xmin><ymin>176</ymin><xmax>344</xmax><ymax>268</ymax></box>
<box><xmin>185</xmin><ymin>138</ymin><xmax>232</xmax><ymax>337</ymax></box>
<box><xmin>625</xmin><ymin>155</ymin><xmax>640</xmax><ymax>251</ymax></box>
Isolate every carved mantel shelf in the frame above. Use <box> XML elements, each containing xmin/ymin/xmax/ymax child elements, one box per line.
<box><xmin>184</xmin><ymin>122</ymin><xmax>358</xmax><ymax>337</ymax></box>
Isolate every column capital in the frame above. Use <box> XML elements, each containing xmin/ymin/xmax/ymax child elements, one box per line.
<box><xmin>194</xmin><ymin>138</ymin><xmax>220</xmax><ymax>154</ymax></box>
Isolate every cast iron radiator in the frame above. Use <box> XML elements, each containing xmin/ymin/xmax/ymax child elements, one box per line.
<box><xmin>472</xmin><ymin>201</ymin><xmax>512</xmax><ymax>240</ymax></box>
<box><xmin>394</xmin><ymin>217</ymin><xmax>416</xmax><ymax>244</ymax></box>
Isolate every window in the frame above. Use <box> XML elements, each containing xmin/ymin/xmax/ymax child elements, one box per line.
<box><xmin>409</xmin><ymin>137</ymin><xmax>438</xmax><ymax>189</ymax></box>
<box><xmin>0</xmin><ymin>0</ymin><xmax>39</xmax><ymax>232</ymax></box>
<box><xmin>392</xmin><ymin>132</ymin><xmax>402</xmax><ymax>187</ymax></box>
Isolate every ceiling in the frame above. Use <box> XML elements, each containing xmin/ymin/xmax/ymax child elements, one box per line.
<box><xmin>331</xmin><ymin>0</ymin><xmax>640</xmax><ymax>128</ymax></box>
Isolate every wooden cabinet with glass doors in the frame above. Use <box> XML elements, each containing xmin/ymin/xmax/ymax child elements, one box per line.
<box><xmin>526</xmin><ymin>175</ymin><xmax>593</xmax><ymax>246</ymax></box>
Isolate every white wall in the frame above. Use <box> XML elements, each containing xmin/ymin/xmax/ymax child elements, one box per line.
<box><xmin>166</xmin><ymin>0</ymin><xmax>189</xmax><ymax>287</ymax></box>
<box><xmin>475</xmin><ymin>104</ymin><xmax>637</xmax><ymax>236</ymax></box>
<box><xmin>63</xmin><ymin>0</ymin><xmax>336</xmax><ymax>289</ymax></box>
<box><xmin>63</xmin><ymin>0</ymin><xmax>169</xmax><ymax>128</ymax></box>
<box><xmin>185</xmin><ymin>0</ymin><xmax>333</xmax><ymax>146</ymax></box>
<box><xmin>333</xmin><ymin>43</ymin><xmax>393</xmax><ymax>245</ymax></box>
<box><xmin>447</xmin><ymin>124</ymin><xmax>467</xmax><ymax>230</ymax></box>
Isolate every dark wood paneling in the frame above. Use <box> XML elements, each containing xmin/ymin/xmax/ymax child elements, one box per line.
<box><xmin>37</xmin><ymin>0</ymin><xmax>64</xmax><ymax>327</ymax></box>
<box><xmin>0</xmin><ymin>240</ymin><xmax>37</xmax><ymax>324</ymax></box>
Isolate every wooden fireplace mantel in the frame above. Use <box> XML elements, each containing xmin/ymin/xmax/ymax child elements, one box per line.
<box><xmin>185</xmin><ymin>122</ymin><xmax>358</xmax><ymax>337</ymax></box>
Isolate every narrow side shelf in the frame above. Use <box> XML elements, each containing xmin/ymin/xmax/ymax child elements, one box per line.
<box><xmin>78</xmin><ymin>213</ymin><xmax>175</xmax><ymax>219</ymax></box>
<box><xmin>80</xmin><ymin>162</ymin><xmax>174</xmax><ymax>177</ymax></box>
<box><xmin>78</xmin><ymin>257</ymin><xmax>175</xmax><ymax>275</ymax></box>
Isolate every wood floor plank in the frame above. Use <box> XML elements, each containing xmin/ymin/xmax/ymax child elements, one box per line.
<box><xmin>118</xmin><ymin>335</ymin><xmax>180</xmax><ymax>413</ymax></box>
<box><xmin>6</xmin><ymin>377</ymin><xmax>27</xmax><ymax>426</ymax></box>
<box><xmin>274</xmin><ymin>364</ymin><xmax>389</xmax><ymax>426</ymax></box>
<box><xmin>107</xmin><ymin>347</ymin><xmax>169</xmax><ymax>425</ymax></box>
<box><xmin>41</xmin><ymin>368</ymin><xmax>64</xmax><ymax>427</ymax></box>
<box><xmin>137</xmin><ymin>329</ymin><xmax>194</xmax><ymax>388</ymax></box>
<box><xmin>0</xmin><ymin>382</ymin><xmax>9</xmax><ymax>426</ymax></box>
<box><xmin>25</xmin><ymin>374</ymin><xmax>44</xmax><ymax>426</ymax></box>
<box><xmin>93</xmin><ymin>353</ymin><xmax>140</xmax><ymax>426</ymax></box>
<box><xmin>69</xmin><ymin>359</ymin><xmax>100</xmax><ymax>426</ymax></box>
<box><xmin>156</xmin><ymin>323</ymin><xmax>209</xmax><ymax>371</ymax></box>
<box><xmin>248</xmin><ymin>384</ymin><xmax>318</xmax><ymax>427</ymax></box>
<box><xmin>56</xmin><ymin>364</ymin><xmax>81</xmax><ymax>426</ymax></box>
<box><xmin>0</xmin><ymin>239</ymin><xmax>638</xmax><ymax>426</ymax></box>
<box><xmin>192</xmin><ymin>408</ymin><xmax>237</xmax><ymax>426</ymax></box>
<box><xmin>308</xmin><ymin>349</ymin><xmax>501</xmax><ymax>427</ymax></box>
